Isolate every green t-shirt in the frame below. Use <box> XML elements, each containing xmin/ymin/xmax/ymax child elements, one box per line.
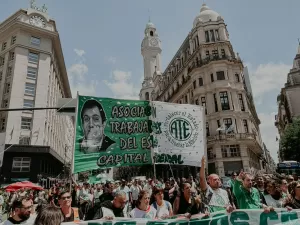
<box><xmin>233</xmin><ymin>179</ymin><xmax>262</xmax><ymax>209</ymax></box>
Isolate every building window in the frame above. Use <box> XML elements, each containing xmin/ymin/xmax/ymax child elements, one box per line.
<box><xmin>221</xmin><ymin>49</ymin><xmax>225</xmax><ymax>58</ymax></box>
<box><xmin>235</xmin><ymin>73</ymin><xmax>240</xmax><ymax>82</ymax></box>
<box><xmin>208</xmin><ymin>148</ymin><xmax>215</xmax><ymax>160</ymax></box>
<box><xmin>215</xmin><ymin>29</ymin><xmax>220</xmax><ymax>41</ymax></box>
<box><xmin>150</xmin><ymin>31</ymin><xmax>153</xmax><ymax>36</ymax></box>
<box><xmin>222</xmin><ymin>145</ymin><xmax>240</xmax><ymax>158</ymax></box>
<box><xmin>0</xmin><ymin>71</ymin><xmax>2</xmax><ymax>80</ymax></box>
<box><xmin>206</xmin><ymin>122</ymin><xmax>210</xmax><ymax>136</ymax></box>
<box><xmin>19</xmin><ymin>136</ymin><xmax>31</xmax><ymax>145</ymax></box>
<box><xmin>220</xmin><ymin>91</ymin><xmax>230</xmax><ymax>110</ymax></box>
<box><xmin>28</xmin><ymin>52</ymin><xmax>39</xmax><ymax>64</ymax></box>
<box><xmin>221</xmin><ymin>147</ymin><xmax>228</xmax><ymax>158</ymax></box>
<box><xmin>9</xmin><ymin>52</ymin><xmax>15</xmax><ymax>61</ymax></box>
<box><xmin>216</xmin><ymin>71</ymin><xmax>225</xmax><ymax>80</ymax></box>
<box><xmin>4</xmin><ymin>83</ymin><xmax>10</xmax><ymax>94</ymax></box>
<box><xmin>205</xmin><ymin>31</ymin><xmax>210</xmax><ymax>43</ymax></box>
<box><xmin>1</xmin><ymin>42</ymin><xmax>7</xmax><ymax>51</ymax></box>
<box><xmin>7</xmin><ymin>67</ymin><xmax>12</xmax><ymax>77</ymax></box>
<box><xmin>185</xmin><ymin>95</ymin><xmax>188</xmax><ymax>103</ymax></box>
<box><xmin>11</xmin><ymin>36</ymin><xmax>16</xmax><ymax>45</ymax></box>
<box><xmin>2</xmin><ymin>99</ymin><xmax>8</xmax><ymax>108</ymax></box>
<box><xmin>213</xmin><ymin>93</ymin><xmax>218</xmax><ymax>112</ymax></box>
<box><xmin>210</xmin><ymin>74</ymin><xmax>214</xmax><ymax>82</ymax></box>
<box><xmin>238</xmin><ymin>94</ymin><xmax>245</xmax><ymax>111</ymax></box>
<box><xmin>223</xmin><ymin>118</ymin><xmax>233</xmax><ymax>130</ymax></box>
<box><xmin>206</xmin><ymin>51</ymin><xmax>210</xmax><ymax>58</ymax></box>
<box><xmin>30</xmin><ymin>36</ymin><xmax>41</xmax><ymax>46</ymax></box>
<box><xmin>25</xmin><ymin>83</ymin><xmax>36</xmax><ymax>96</ymax></box>
<box><xmin>23</xmin><ymin>99</ymin><xmax>34</xmax><ymax>108</ymax></box>
<box><xmin>212</xmin><ymin>50</ymin><xmax>218</xmax><ymax>58</ymax></box>
<box><xmin>195</xmin><ymin>99</ymin><xmax>199</xmax><ymax>105</ymax></box>
<box><xmin>201</xmin><ymin>97</ymin><xmax>207</xmax><ymax>114</ymax></box>
<box><xmin>12</xmin><ymin>157</ymin><xmax>31</xmax><ymax>172</ymax></box>
<box><xmin>21</xmin><ymin>117</ymin><xmax>32</xmax><ymax>130</ymax></box>
<box><xmin>199</xmin><ymin>77</ymin><xmax>203</xmax><ymax>86</ymax></box>
<box><xmin>0</xmin><ymin>118</ymin><xmax>6</xmax><ymax>132</ymax></box>
<box><xmin>243</xmin><ymin>119</ymin><xmax>249</xmax><ymax>133</ymax></box>
<box><xmin>27</xmin><ymin>67</ymin><xmax>37</xmax><ymax>80</ymax></box>
<box><xmin>0</xmin><ymin>57</ymin><xmax>4</xmax><ymax>66</ymax></box>
<box><xmin>193</xmin><ymin>80</ymin><xmax>196</xmax><ymax>89</ymax></box>
<box><xmin>210</xmin><ymin>30</ymin><xmax>215</xmax><ymax>42</ymax></box>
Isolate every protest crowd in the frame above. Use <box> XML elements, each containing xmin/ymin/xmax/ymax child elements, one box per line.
<box><xmin>0</xmin><ymin>156</ymin><xmax>299</xmax><ymax>224</ymax></box>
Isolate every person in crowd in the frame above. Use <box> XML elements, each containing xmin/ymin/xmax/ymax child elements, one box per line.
<box><xmin>284</xmin><ymin>181</ymin><xmax>300</xmax><ymax>209</ymax></box>
<box><xmin>116</xmin><ymin>180</ymin><xmax>130</xmax><ymax>216</ymax></box>
<box><xmin>173</xmin><ymin>182</ymin><xmax>203</xmax><ymax>217</ymax></box>
<box><xmin>99</xmin><ymin>182</ymin><xmax>114</xmax><ymax>203</ymax></box>
<box><xmin>293</xmin><ymin>173</ymin><xmax>298</xmax><ymax>182</ymax></box>
<box><xmin>163</xmin><ymin>180</ymin><xmax>171</xmax><ymax>202</ymax></box>
<box><xmin>143</xmin><ymin>179</ymin><xmax>153</xmax><ymax>197</ymax></box>
<box><xmin>188</xmin><ymin>175</ymin><xmax>196</xmax><ymax>190</ymax></box>
<box><xmin>85</xmin><ymin>190</ymin><xmax>126</xmax><ymax>220</ymax></box>
<box><xmin>151</xmin><ymin>187</ymin><xmax>173</xmax><ymax>218</ymax></box>
<box><xmin>287</xmin><ymin>175</ymin><xmax>294</xmax><ymax>183</ymax></box>
<box><xmin>33</xmin><ymin>205</ymin><xmax>64</xmax><ymax>225</ymax></box>
<box><xmin>233</xmin><ymin>171</ymin><xmax>272</xmax><ymax>212</ymax></box>
<box><xmin>58</xmin><ymin>191</ymin><xmax>79</xmax><ymax>222</ymax></box>
<box><xmin>254</xmin><ymin>175</ymin><xmax>265</xmax><ymax>194</ymax></box>
<box><xmin>129</xmin><ymin>190</ymin><xmax>156</xmax><ymax>219</ymax></box>
<box><xmin>130</xmin><ymin>179</ymin><xmax>142</xmax><ymax>209</ymax></box>
<box><xmin>264</xmin><ymin>180</ymin><xmax>284</xmax><ymax>208</ymax></box>
<box><xmin>93</xmin><ymin>184</ymin><xmax>103</xmax><ymax>204</ymax></box>
<box><xmin>199</xmin><ymin>156</ymin><xmax>233</xmax><ymax>213</ymax></box>
<box><xmin>3</xmin><ymin>197</ymin><xmax>33</xmax><ymax>225</ymax></box>
<box><xmin>280</xmin><ymin>179</ymin><xmax>289</xmax><ymax>198</ymax></box>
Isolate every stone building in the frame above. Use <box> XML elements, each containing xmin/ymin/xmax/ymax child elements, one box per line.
<box><xmin>0</xmin><ymin>3</ymin><xmax>73</xmax><ymax>183</ymax></box>
<box><xmin>140</xmin><ymin>4</ymin><xmax>264</xmax><ymax>177</ymax></box>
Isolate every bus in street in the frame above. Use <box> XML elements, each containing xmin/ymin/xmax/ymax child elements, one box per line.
<box><xmin>277</xmin><ymin>161</ymin><xmax>300</xmax><ymax>175</ymax></box>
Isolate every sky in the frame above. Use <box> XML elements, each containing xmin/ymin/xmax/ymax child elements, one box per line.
<box><xmin>1</xmin><ymin>0</ymin><xmax>300</xmax><ymax>163</ymax></box>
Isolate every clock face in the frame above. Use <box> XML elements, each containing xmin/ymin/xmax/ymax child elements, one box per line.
<box><xmin>150</xmin><ymin>38</ymin><xmax>158</xmax><ymax>47</ymax></box>
<box><xmin>29</xmin><ymin>15</ymin><xmax>46</xmax><ymax>28</ymax></box>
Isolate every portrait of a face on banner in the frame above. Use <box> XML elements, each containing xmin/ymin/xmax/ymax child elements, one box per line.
<box><xmin>74</xmin><ymin>96</ymin><xmax>153</xmax><ymax>173</ymax></box>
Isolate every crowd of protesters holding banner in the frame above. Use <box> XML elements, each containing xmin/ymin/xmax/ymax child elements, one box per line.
<box><xmin>1</xmin><ymin>156</ymin><xmax>300</xmax><ymax>224</ymax></box>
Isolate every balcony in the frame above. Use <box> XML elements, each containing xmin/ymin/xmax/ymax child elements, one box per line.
<box><xmin>207</xmin><ymin>133</ymin><xmax>263</xmax><ymax>154</ymax></box>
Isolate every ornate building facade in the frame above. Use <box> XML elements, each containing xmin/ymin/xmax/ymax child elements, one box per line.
<box><xmin>0</xmin><ymin>2</ymin><xmax>74</xmax><ymax>183</ymax></box>
<box><xmin>140</xmin><ymin>4</ymin><xmax>264</xmax><ymax>177</ymax></box>
<box><xmin>275</xmin><ymin>44</ymin><xmax>300</xmax><ymax>162</ymax></box>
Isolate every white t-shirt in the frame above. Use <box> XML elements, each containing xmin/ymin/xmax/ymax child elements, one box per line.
<box><xmin>130</xmin><ymin>206</ymin><xmax>157</xmax><ymax>219</ymax></box>
<box><xmin>264</xmin><ymin>195</ymin><xmax>284</xmax><ymax>208</ymax></box>
<box><xmin>151</xmin><ymin>201</ymin><xmax>172</xmax><ymax>218</ymax></box>
<box><xmin>130</xmin><ymin>185</ymin><xmax>141</xmax><ymax>201</ymax></box>
<box><xmin>203</xmin><ymin>186</ymin><xmax>230</xmax><ymax>210</ymax></box>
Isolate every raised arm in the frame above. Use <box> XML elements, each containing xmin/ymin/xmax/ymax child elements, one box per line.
<box><xmin>200</xmin><ymin>156</ymin><xmax>207</xmax><ymax>191</ymax></box>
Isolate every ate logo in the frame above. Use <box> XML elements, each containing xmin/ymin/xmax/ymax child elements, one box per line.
<box><xmin>169</xmin><ymin>118</ymin><xmax>192</xmax><ymax>141</ymax></box>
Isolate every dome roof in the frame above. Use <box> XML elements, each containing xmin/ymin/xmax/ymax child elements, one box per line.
<box><xmin>146</xmin><ymin>22</ymin><xmax>155</xmax><ymax>29</ymax></box>
<box><xmin>193</xmin><ymin>4</ymin><xmax>222</xmax><ymax>27</ymax></box>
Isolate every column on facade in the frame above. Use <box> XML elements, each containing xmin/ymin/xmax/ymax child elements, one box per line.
<box><xmin>219</xmin><ymin>25</ymin><xmax>227</xmax><ymax>41</ymax></box>
<box><xmin>197</xmin><ymin>27</ymin><xmax>205</xmax><ymax>44</ymax></box>
<box><xmin>206</xmin><ymin>92</ymin><xmax>213</xmax><ymax>115</ymax></box>
<box><xmin>240</xmin><ymin>145</ymin><xmax>250</xmax><ymax>172</ymax></box>
<box><xmin>189</xmin><ymin>37</ymin><xmax>194</xmax><ymax>54</ymax></box>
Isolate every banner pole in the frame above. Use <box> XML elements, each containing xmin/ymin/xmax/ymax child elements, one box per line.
<box><xmin>153</xmin><ymin>163</ymin><xmax>157</xmax><ymax>180</ymax></box>
<box><xmin>70</xmin><ymin>92</ymin><xmax>79</xmax><ymax>193</ymax></box>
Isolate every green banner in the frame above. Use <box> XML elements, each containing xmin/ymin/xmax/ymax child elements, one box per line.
<box><xmin>74</xmin><ymin>96</ymin><xmax>153</xmax><ymax>173</ymax></box>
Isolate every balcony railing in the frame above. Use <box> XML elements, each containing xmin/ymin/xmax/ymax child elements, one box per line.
<box><xmin>207</xmin><ymin>133</ymin><xmax>255</xmax><ymax>142</ymax></box>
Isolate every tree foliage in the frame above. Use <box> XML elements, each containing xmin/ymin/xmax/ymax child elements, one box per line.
<box><xmin>280</xmin><ymin>117</ymin><xmax>300</xmax><ymax>161</ymax></box>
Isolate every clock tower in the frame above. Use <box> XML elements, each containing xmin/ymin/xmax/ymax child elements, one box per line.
<box><xmin>140</xmin><ymin>21</ymin><xmax>162</xmax><ymax>101</ymax></box>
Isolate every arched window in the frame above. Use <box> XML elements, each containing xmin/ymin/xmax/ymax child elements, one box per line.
<box><xmin>150</xmin><ymin>31</ymin><xmax>154</xmax><ymax>36</ymax></box>
<box><xmin>145</xmin><ymin>92</ymin><xmax>150</xmax><ymax>100</ymax></box>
